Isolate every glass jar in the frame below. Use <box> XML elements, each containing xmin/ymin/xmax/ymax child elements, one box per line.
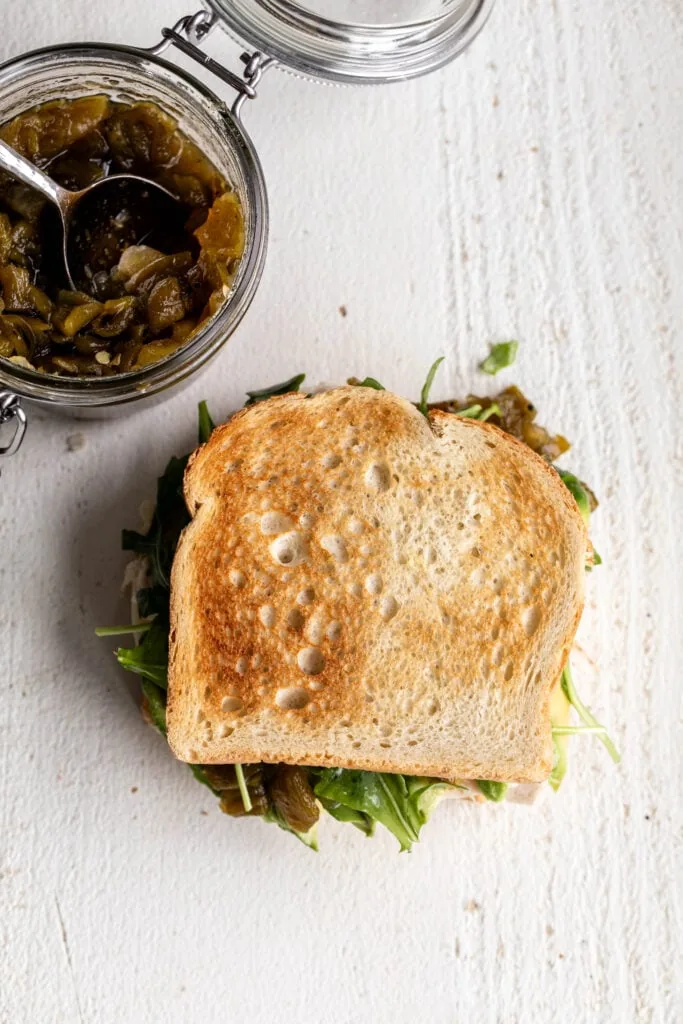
<box><xmin>0</xmin><ymin>42</ymin><xmax>268</xmax><ymax>414</ymax></box>
<box><xmin>210</xmin><ymin>0</ymin><xmax>496</xmax><ymax>83</ymax></box>
<box><xmin>0</xmin><ymin>0</ymin><xmax>496</xmax><ymax>453</ymax></box>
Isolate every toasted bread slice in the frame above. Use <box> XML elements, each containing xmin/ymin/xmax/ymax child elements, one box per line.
<box><xmin>167</xmin><ymin>387</ymin><xmax>587</xmax><ymax>782</ymax></box>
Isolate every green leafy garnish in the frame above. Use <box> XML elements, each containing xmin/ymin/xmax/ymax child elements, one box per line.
<box><xmin>479</xmin><ymin>341</ymin><xmax>518</xmax><ymax>375</ymax></box>
<box><xmin>109</xmin><ymin>406</ymin><xmax>215</xmax><ymax>721</ymax></box>
<box><xmin>455</xmin><ymin>404</ymin><xmax>482</xmax><ymax>419</ymax></box>
<box><xmin>317</xmin><ymin>796</ymin><xmax>376</xmax><ymax>837</ymax></box>
<box><xmin>263</xmin><ymin>806</ymin><xmax>319</xmax><ymax>850</ymax></box>
<box><xmin>234</xmin><ymin>763</ymin><xmax>253</xmax><ymax>813</ymax></box>
<box><xmin>115</xmin><ymin>622</ymin><xmax>169</xmax><ymax>687</ymax></box>
<box><xmin>477</xmin><ymin>780</ymin><xmax>508</xmax><ymax>802</ymax></box>
<box><xmin>245</xmin><ymin>374</ymin><xmax>306</xmax><ymax>406</ymax></box>
<box><xmin>547</xmin><ymin>470</ymin><xmax>614</xmax><ymax>781</ymax></box>
<box><xmin>354</xmin><ymin>377</ymin><xmax>385</xmax><ymax>390</ymax></box>
<box><xmin>478</xmin><ymin>403</ymin><xmax>501</xmax><ymax>422</ymax></box>
<box><xmin>556</xmin><ymin>468</ymin><xmax>591</xmax><ymax>525</ymax></box>
<box><xmin>419</xmin><ymin>356</ymin><xmax>445</xmax><ymax>417</ymax></box>
<box><xmin>141</xmin><ymin>680</ymin><xmax>168</xmax><ymax>735</ymax></box>
<box><xmin>314</xmin><ymin>769</ymin><xmax>457</xmax><ymax>851</ymax></box>
<box><xmin>197</xmin><ymin>400</ymin><xmax>215</xmax><ymax>445</ymax></box>
<box><xmin>122</xmin><ymin>453</ymin><xmax>190</xmax><ymax>590</ymax></box>
<box><xmin>406</xmin><ymin>776</ymin><xmax>461</xmax><ymax>821</ymax></box>
<box><xmin>95</xmin><ymin>623</ymin><xmax>152</xmax><ymax>637</ymax></box>
<box><xmin>561</xmin><ymin>665</ymin><xmax>620</xmax><ymax>764</ymax></box>
<box><xmin>558</xmin><ymin>468</ymin><xmax>603</xmax><ymax>570</ymax></box>
<box><xmin>548</xmin><ymin>732</ymin><xmax>569</xmax><ymax>791</ymax></box>
<box><xmin>456</xmin><ymin>402</ymin><xmax>502</xmax><ymax>422</ymax></box>
<box><xmin>552</xmin><ymin>725</ymin><xmax>609</xmax><ymax>736</ymax></box>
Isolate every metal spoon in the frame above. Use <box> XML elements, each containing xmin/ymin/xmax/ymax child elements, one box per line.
<box><xmin>0</xmin><ymin>138</ymin><xmax>188</xmax><ymax>295</ymax></box>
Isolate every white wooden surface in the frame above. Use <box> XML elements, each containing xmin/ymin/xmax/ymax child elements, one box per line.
<box><xmin>1</xmin><ymin>2</ymin><xmax>681</xmax><ymax>1022</ymax></box>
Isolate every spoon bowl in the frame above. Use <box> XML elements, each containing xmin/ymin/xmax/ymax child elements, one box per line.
<box><xmin>0</xmin><ymin>138</ymin><xmax>189</xmax><ymax>294</ymax></box>
<box><xmin>63</xmin><ymin>175</ymin><xmax>190</xmax><ymax>295</ymax></box>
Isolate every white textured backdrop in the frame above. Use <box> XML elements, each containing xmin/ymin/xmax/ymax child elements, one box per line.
<box><xmin>1</xmin><ymin>2</ymin><xmax>681</xmax><ymax>1022</ymax></box>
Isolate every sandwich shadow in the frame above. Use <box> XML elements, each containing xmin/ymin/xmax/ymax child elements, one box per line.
<box><xmin>52</xmin><ymin>442</ymin><xmax>153</xmax><ymax>724</ymax></box>
<box><xmin>47</xmin><ymin>429</ymin><xmax>279</xmax><ymax>855</ymax></box>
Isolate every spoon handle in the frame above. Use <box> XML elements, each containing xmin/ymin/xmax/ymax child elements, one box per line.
<box><xmin>0</xmin><ymin>139</ymin><xmax>66</xmax><ymax>208</ymax></box>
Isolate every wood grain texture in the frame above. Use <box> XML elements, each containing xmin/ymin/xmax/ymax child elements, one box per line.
<box><xmin>0</xmin><ymin>1</ymin><xmax>680</xmax><ymax>1022</ymax></box>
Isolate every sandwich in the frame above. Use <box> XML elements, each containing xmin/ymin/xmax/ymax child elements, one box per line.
<box><xmin>99</xmin><ymin>361</ymin><xmax>618</xmax><ymax>849</ymax></box>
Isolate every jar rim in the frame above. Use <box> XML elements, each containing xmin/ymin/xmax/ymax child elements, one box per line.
<box><xmin>0</xmin><ymin>42</ymin><xmax>268</xmax><ymax>408</ymax></box>
<box><xmin>208</xmin><ymin>0</ymin><xmax>497</xmax><ymax>84</ymax></box>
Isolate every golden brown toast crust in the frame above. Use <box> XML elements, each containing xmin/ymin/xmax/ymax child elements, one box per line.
<box><xmin>167</xmin><ymin>387</ymin><xmax>587</xmax><ymax>782</ymax></box>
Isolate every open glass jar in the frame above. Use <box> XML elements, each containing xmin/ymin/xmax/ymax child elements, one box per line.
<box><xmin>0</xmin><ymin>0</ymin><xmax>495</xmax><ymax>456</ymax></box>
<box><xmin>0</xmin><ymin>41</ymin><xmax>268</xmax><ymax>416</ymax></box>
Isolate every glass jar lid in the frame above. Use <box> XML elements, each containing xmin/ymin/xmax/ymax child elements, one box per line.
<box><xmin>206</xmin><ymin>0</ymin><xmax>496</xmax><ymax>84</ymax></box>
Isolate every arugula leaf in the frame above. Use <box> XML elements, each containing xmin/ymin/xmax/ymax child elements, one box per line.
<box><xmin>404</xmin><ymin>776</ymin><xmax>462</xmax><ymax>819</ymax></box>
<box><xmin>455</xmin><ymin>404</ymin><xmax>483</xmax><ymax>419</ymax></box>
<box><xmin>354</xmin><ymin>377</ymin><xmax>385</xmax><ymax>391</ymax></box>
<box><xmin>95</xmin><ymin>623</ymin><xmax>152</xmax><ymax>637</ymax></box>
<box><xmin>419</xmin><ymin>357</ymin><xmax>445</xmax><ymax>417</ymax></box>
<box><xmin>123</xmin><ymin>454</ymin><xmax>190</xmax><ymax>590</ymax></box>
<box><xmin>548</xmin><ymin>674</ymin><xmax>571</xmax><ymax>791</ymax></box>
<box><xmin>477</xmin><ymin>780</ymin><xmax>508</xmax><ymax>802</ymax></box>
<box><xmin>245</xmin><ymin>374</ymin><xmax>306</xmax><ymax>406</ymax></box>
<box><xmin>101</xmin><ymin>447</ymin><xmax>191</xmax><ymax>737</ymax></box>
<box><xmin>317</xmin><ymin>796</ymin><xmax>376</xmax><ymax>836</ymax></box>
<box><xmin>126</xmin><ymin>429</ymin><xmax>207</xmax><ymax>617</ymax></box>
<box><xmin>141</xmin><ymin>679</ymin><xmax>167</xmax><ymax>735</ymax></box>
<box><xmin>556</xmin><ymin>468</ymin><xmax>591</xmax><ymax>525</ymax></box>
<box><xmin>456</xmin><ymin>402</ymin><xmax>502</xmax><ymax>422</ymax></box>
<box><xmin>557</xmin><ymin>469</ymin><xmax>603</xmax><ymax>570</ymax></box>
<box><xmin>197</xmin><ymin>400</ymin><xmax>215</xmax><ymax>445</ymax></box>
<box><xmin>263</xmin><ymin>806</ymin><xmax>319</xmax><ymax>850</ymax></box>
<box><xmin>477</xmin><ymin>402</ymin><xmax>502</xmax><ymax>422</ymax></box>
<box><xmin>479</xmin><ymin>341</ymin><xmax>518</xmax><ymax>375</ymax></box>
<box><xmin>115</xmin><ymin>622</ymin><xmax>168</xmax><ymax>688</ymax></box>
<box><xmin>561</xmin><ymin>665</ymin><xmax>620</xmax><ymax>763</ymax></box>
<box><xmin>548</xmin><ymin>733</ymin><xmax>569</xmax><ymax>791</ymax></box>
<box><xmin>234</xmin><ymin>763</ymin><xmax>253</xmax><ymax>813</ymax></box>
<box><xmin>314</xmin><ymin>769</ymin><xmax>457</xmax><ymax>851</ymax></box>
<box><xmin>315</xmin><ymin>770</ymin><xmax>418</xmax><ymax>850</ymax></box>
<box><xmin>552</xmin><ymin>725</ymin><xmax>610</xmax><ymax>735</ymax></box>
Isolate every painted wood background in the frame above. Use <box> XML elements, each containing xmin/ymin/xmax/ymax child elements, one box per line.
<box><xmin>1</xmin><ymin>1</ymin><xmax>680</xmax><ymax>1021</ymax></box>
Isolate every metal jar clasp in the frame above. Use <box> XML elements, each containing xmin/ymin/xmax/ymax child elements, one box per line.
<box><xmin>147</xmin><ymin>9</ymin><xmax>277</xmax><ymax>118</ymax></box>
<box><xmin>0</xmin><ymin>391</ymin><xmax>27</xmax><ymax>472</ymax></box>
